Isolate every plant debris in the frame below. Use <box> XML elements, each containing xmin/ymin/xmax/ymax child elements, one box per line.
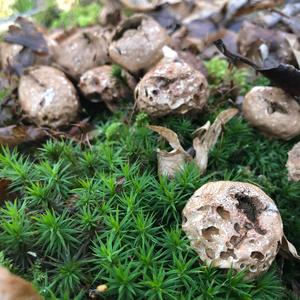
<box><xmin>214</xmin><ymin>39</ymin><xmax>300</xmax><ymax>97</ymax></box>
<box><xmin>149</xmin><ymin>108</ymin><xmax>238</xmax><ymax>177</ymax></box>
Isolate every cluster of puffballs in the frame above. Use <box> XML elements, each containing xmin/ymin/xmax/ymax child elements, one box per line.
<box><xmin>1</xmin><ymin>13</ymin><xmax>299</xmax><ymax>281</ymax></box>
<box><xmin>0</xmin><ymin>14</ymin><xmax>209</xmax><ymax>129</ymax></box>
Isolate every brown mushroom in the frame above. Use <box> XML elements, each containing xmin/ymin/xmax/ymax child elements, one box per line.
<box><xmin>18</xmin><ymin>66</ymin><xmax>80</xmax><ymax>128</ymax></box>
<box><xmin>182</xmin><ymin>181</ymin><xmax>283</xmax><ymax>278</ymax></box>
<box><xmin>286</xmin><ymin>142</ymin><xmax>300</xmax><ymax>181</ymax></box>
<box><xmin>53</xmin><ymin>26</ymin><xmax>111</xmax><ymax>79</ymax></box>
<box><xmin>242</xmin><ymin>86</ymin><xmax>300</xmax><ymax>140</ymax></box>
<box><xmin>109</xmin><ymin>14</ymin><xmax>169</xmax><ymax>73</ymax></box>
<box><xmin>79</xmin><ymin>65</ymin><xmax>136</xmax><ymax>110</ymax></box>
<box><xmin>0</xmin><ymin>267</ymin><xmax>42</xmax><ymax>300</ymax></box>
<box><xmin>135</xmin><ymin>48</ymin><xmax>208</xmax><ymax>117</ymax></box>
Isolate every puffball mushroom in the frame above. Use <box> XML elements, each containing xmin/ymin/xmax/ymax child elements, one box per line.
<box><xmin>182</xmin><ymin>181</ymin><xmax>283</xmax><ymax>278</ymax></box>
<box><xmin>0</xmin><ymin>267</ymin><xmax>42</xmax><ymax>300</ymax></box>
<box><xmin>53</xmin><ymin>26</ymin><xmax>110</xmax><ymax>79</ymax></box>
<box><xmin>18</xmin><ymin>66</ymin><xmax>80</xmax><ymax>128</ymax></box>
<box><xmin>109</xmin><ymin>14</ymin><xmax>169</xmax><ymax>73</ymax></box>
<box><xmin>286</xmin><ymin>142</ymin><xmax>300</xmax><ymax>182</ymax></box>
<box><xmin>135</xmin><ymin>50</ymin><xmax>209</xmax><ymax>117</ymax></box>
<box><xmin>243</xmin><ymin>86</ymin><xmax>300</xmax><ymax>140</ymax></box>
<box><xmin>79</xmin><ymin>65</ymin><xmax>136</xmax><ymax>110</ymax></box>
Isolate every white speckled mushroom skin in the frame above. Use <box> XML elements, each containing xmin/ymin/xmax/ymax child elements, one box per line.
<box><xmin>286</xmin><ymin>142</ymin><xmax>300</xmax><ymax>181</ymax></box>
<box><xmin>243</xmin><ymin>86</ymin><xmax>300</xmax><ymax>140</ymax></box>
<box><xmin>135</xmin><ymin>57</ymin><xmax>208</xmax><ymax>117</ymax></box>
<box><xmin>53</xmin><ymin>26</ymin><xmax>111</xmax><ymax>79</ymax></box>
<box><xmin>18</xmin><ymin>66</ymin><xmax>80</xmax><ymax>128</ymax></box>
<box><xmin>182</xmin><ymin>181</ymin><xmax>283</xmax><ymax>278</ymax></box>
<box><xmin>109</xmin><ymin>14</ymin><xmax>169</xmax><ymax>73</ymax></box>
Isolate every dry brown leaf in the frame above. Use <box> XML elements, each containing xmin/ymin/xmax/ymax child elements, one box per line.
<box><xmin>148</xmin><ymin>125</ymin><xmax>186</xmax><ymax>153</ymax></box>
<box><xmin>149</xmin><ymin>109</ymin><xmax>237</xmax><ymax>177</ymax></box>
<box><xmin>0</xmin><ymin>125</ymin><xmax>47</xmax><ymax>146</ymax></box>
<box><xmin>285</xmin><ymin>34</ymin><xmax>300</xmax><ymax>68</ymax></box>
<box><xmin>193</xmin><ymin>108</ymin><xmax>238</xmax><ymax>173</ymax></box>
<box><xmin>280</xmin><ymin>234</ymin><xmax>300</xmax><ymax>260</ymax></box>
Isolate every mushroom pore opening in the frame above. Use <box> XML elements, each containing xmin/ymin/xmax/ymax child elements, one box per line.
<box><xmin>235</xmin><ymin>192</ymin><xmax>261</xmax><ymax>223</ymax></box>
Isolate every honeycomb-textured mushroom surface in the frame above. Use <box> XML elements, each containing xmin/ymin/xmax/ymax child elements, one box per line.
<box><xmin>182</xmin><ymin>181</ymin><xmax>283</xmax><ymax>278</ymax></box>
<box><xmin>135</xmin><ymin>57</ymin><xmax>208</xmax><ymax>117</ymax></box>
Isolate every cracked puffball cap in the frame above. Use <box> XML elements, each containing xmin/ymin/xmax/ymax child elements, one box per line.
<box><xmin>78</xmin><ymin>65</ymin><xmax>135</xmax><ymax>105</ymax></box>
<box><xmin>135</xmin><ymin>53</ymin><xmax>209</xmax><ymax>117</ymax></box>
<box><xmin>182</xmin><ymin>181</ymin><xmax>283</xmax><ymax>278</ymax></box>
<box><xmin>53</xmin><ymin>26</ymin><xmax>111</xmax><ymax>79</ymax></box>
<box><xmin>18</xmin><ymin>66</ymin><xmax>80</xmax><ymax>128</ymax></box>
<box><xmin>242</xmin><ymin>86</ymin><xmax>300</xmax><ymax>140</ymax></box>
<box><xmin>109</xmin><ymin>14</ymin><xmax>169</xmax><ymax>73</ymax></box>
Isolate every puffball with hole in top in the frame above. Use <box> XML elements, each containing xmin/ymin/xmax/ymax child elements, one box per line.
<box><xmin>182</xmin><ymin>181</ymin><xmax>283</xmax><ymax>278</ymax></box>
<box><xmin>18</xmin><ymin>66</ymin><xmax>80</xmax><ymax>128</ymax></box>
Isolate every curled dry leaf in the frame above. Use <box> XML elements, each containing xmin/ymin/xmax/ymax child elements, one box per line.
<box><xmin>243</xmin><ymin>87</ymin><xmax>300</xmax><ymax>140</ymax></box>
<box><xmin>0</xmin><ymin>267</ymin><xmax>42</xmax><ymax>300</ymax></box>
<box><xmin>0</xmin><ymin>125</ymin><xmax>47</xmax><ymax>146</ymax></box>
<box><xmin>214</xmin><ymin>39</ymin><xmax>300</xmax><ymax>97</ymax></box>
<box><xmin>99</xmin><ymin>0</ymin><xmax>122</xmax><ymax>26</ymax></box>
<box><xmin>193</xmin><ymin>108</ymin><xmax>238</xmax><ymax>172</ymax></box>
<box><xmin>148</xmin><ymin>108</ymin><xmax>237</xmax><ymax>178</ymax></box>
<box><xmin>182</xmin><ymin>181</ymin><xmax>288</xmax><ymax>278</ymax></box>
<box><xmin>120</xmin><ymin>0</ymin><xmax>180</xmax><ymax>12</ymax></box>
<box><xmin>148</xmin><ymin>125</ymin><xmax>190</xmax><ymax>178</ymax></box>
<box><xmin>286</xmin><ymin>142</ymin><xmax>300</xmax><ymax>181</ymax></box>
<box><xmin>280</xmin><ymin>235</ymin><xmax>300</xmax><ymax>260</ymax></box>
<box><xmin>4</xmin><ymin>17</ymin><xmax>48</xmax><ymax>54</ymax></box>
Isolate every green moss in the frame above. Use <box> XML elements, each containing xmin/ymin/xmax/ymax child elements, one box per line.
<box><xmin>35</xmin><ymin>2</ymin><xmax>102</xmax><ymax>29</ymax></box>
<box><xmin>0</xmin><ymin>51</ymin><xmax>297</xmax><ymax>299</ymax></box>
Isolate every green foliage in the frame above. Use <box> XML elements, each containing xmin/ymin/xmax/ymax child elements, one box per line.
<box><xmin>204</xmin><ymin>57</ymin><xmax>270</xmax><ymax>95</ymax></box>
<box><xmin>0</xmin><ymin>57</ymin><xmax>297</xmax><ymax>299</ymax></box>
<box><xmin>12</xmin><ymin>0</ymin><xmax>34</xmax><ymax>13</ymax></box>
<box><xmin>35</xmin><ymin>2</ymin><xmax>102</xmax><ymax>29</ymax></box>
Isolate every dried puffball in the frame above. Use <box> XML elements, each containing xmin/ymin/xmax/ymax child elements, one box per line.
<box><xmin>286</xmin><ymin>142</ymin><xmax>300</xmax><ymax>181</ymax></box>
<box><xmin>109</xmin><ymin>14</ymin><xmax>169</xmax><ymax>73</ymax></box>
<box><xmin>135</xmin><ymin>48</ymin><xmax>208</xmax><ymax>117</ymax></box>
<box><xmin>242</xmin><ymin>86</ymin><xmax>300</xmax><ymax>140</ymax></box>
<box><xmin>18</xmin><ymin>66</ymin><xmax>80</xmax><ymax>128</ymax></box>
<box><xmin>53</xmin><ymin>27</ymin><xmax>111</xmax><ymax>79</ymax></box>
<box><xmin>0</xmin><ymin>267</ymin><xmax>42</xmax><ymax>300</ymax></box>
<box><xmin>79</xmin><ymin>65</ymin><xmax>136</xmax><ymax>111</ymax></box>
<box><xmin>182</xmin><ymin>181</ymin><xmax>284</xmax><ymax>278</ymax></box>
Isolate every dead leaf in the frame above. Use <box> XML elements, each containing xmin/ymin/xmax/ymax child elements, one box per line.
<box><xmin>280</xmin><ymin>234</ymin><xmax>300</xmax><ymax>261</ymax></box>
<box><xmin>285</xmin><ymin>34</ymin><xmax>300</xmax><ymax>68</ymax></box>
<box><xmin>120</xmin><ymin>0</ymin><xmax>180</xmax><ymax>12</ymax></box>
<box><xmin>214</xmin><ymin>39</ymin><xmax>300</xmax><ymax>97</ymax></box>
<box><xmin>0</xmin><ymin>125</ymin><xmax>47</xmax><ymax>146</ymax></box>
<box><xmin>149</xmin><ymin>109</ymin><xmax>237</xmax><ymax>177</ymax></box>
<box><xmin>225</xmin><ymin>0</ymin><xmax>284</xmax><ymax>21</ymax></box>
<box><xmin>4</xmin><ymin>17</ymin><xmax>48</xmax><ymax>54</ymax></box>
<box><xmin>193</xmin><ymin>108</ymin><xmax>238</xmax><ymax>173</ymax></box>
<box><xmin>148</xmin><ymin>125</ymin><xmax>185</xmax><ymax>153</ymax></box>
